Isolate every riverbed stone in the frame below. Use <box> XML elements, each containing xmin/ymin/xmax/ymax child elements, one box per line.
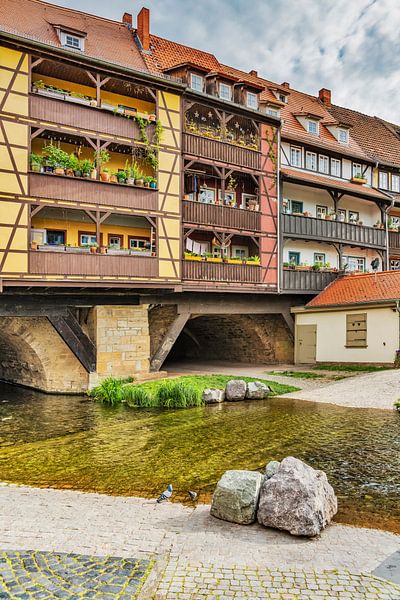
<box><xmin>203</xmin><ymin>388</ymin><xmax>225</xmax><ymax>404</ymax></box>
<box><xmin>211</xmin><ymin>470</ymin><xmax>263</xmax><ymax>524</ymax></box>
<box><xmin>265</xmin><ymin>460</ymin><xmax>280</xmax><ymax>479</ymax></box>
<box><xmin>225</xmin><ymin>380</ymin><xmax>247</xmax><ymax>401</ymax></box>
<box><xmin>257</xmin><ymin>456</ymin><xmax>337</xmax><ymax>536</ymax></box>
<box><xmin>246</xmin><ymin>381</ymin><xmax>271</xmax><ymax>399</ymax></box>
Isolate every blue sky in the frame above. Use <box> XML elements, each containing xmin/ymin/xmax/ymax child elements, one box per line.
<box><xmin>47</xmin><ymin>0</ymin><xmax>400</xmax><ymax>122</ymax></box>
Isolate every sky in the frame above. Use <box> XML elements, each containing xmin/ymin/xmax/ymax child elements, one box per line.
<box><xmin>46</xmin><ymin>0</ymin><xmax>400</xmax><ymax>122</ymax></box>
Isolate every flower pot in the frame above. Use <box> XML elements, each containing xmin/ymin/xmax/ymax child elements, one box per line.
<box><xmin>135</xmin><ymin>178</ymin><xmax>144</xmax><ymax>186</ymax></box>
<box><xmin>144</xmin><ymin>181</ymin><xmax>150</xmax><ymax>188</ymax></box>
<box><xmin>74</xmin><ymin>170</ymin><xmax>82</xmax><ymax>178</ymax></box>
<box><xmin>54</xmin><ymin>167</ymin><xmax>65</xmax><ymax>175</ymax></box>
<box><xmin>117</xmin><ymin>177</ymin><xmax>126</xmax><ymax>185</ymax></box>
<box><xmin>31</xmin><ymin>163</ymin><xmax>41</xmax><ymax>173</ymax></box>
<box><xmin>124</xmin><ymin>108</ymin><xmax>137</xmax><ymax>117</ymax></box>
<box><xmin>351</xmin><ymin>177</ymin><xmax>367</xmax><ymax>185</ymax></box>
<box><xmin>148</xmin><ymin>114</ymin><xmax>156</xmax><ymax>121</ymax></box>
<box><xmin>90</xmin><ymin>168</ymin><xmax>97</xmax><ymax>180</ymax></box>
<box><xmin>126</xmin><ymin>177</ymin><xmax>135</xmax><ymax>185</ymax></box>
<box><xmin>100</xmin><ymin>246</ymin><xmax>107</xmax><ymax>255</ymax></box>
<box><xmin>100</xmin><ymin>172</ymin><xmax>110</xmax><ymax>182</ymax></box>
<box><xmin>110</xmin><ymin>175</ymin><xmax>118</xmax><ymax>183</ymax></box>
<box><xmin>30</xmin><ymin>241</ymin><xmax>38</xmax><ymax>251</ymax></box>
<box><xmin>90</xmin><ymin>99</ymin><xmax>97</xmax><ymax>107</ymax></box>
<box><xmin>89</xmin><ymin>246</ymin><xmax>97</xmax><ymax>254</ymax></box>
<box><xmin>82</xmin><ymin>172</ymin><xmax>91</xmax><ymax>178</ymax></box>
<box><xmin>150</xmin><ymin>181</ymin><xmax>157</xmax><ymax>189</ymax></box>
<box><xmin>66</xmin><ymin>169</ymin><xmax>74</xmax><ymax>177</ymax></box>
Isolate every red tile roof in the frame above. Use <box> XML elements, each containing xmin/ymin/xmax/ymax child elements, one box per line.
<box><xmin>307</xmin><ymin>270</ymin><xmax>400</xmax><ymax>308</ymax></box>
<box><xmin>282</xmin><ymin>167</ymin><xmax>391</xmax><ymax>201</ymax></box>
<box><xmin>0</xmin><ymin>0</ymin><xmax>149</xmax><ymax>74</ymax></box>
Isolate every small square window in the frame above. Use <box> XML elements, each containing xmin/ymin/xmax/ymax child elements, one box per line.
<box><xmin>338</xmin><ymin>128</ymin><xmax>348</xmax><ymax>144</ymax></box>
<box><xmin>267</xmin><ymin>108</ymin><xmax>279</xmax><ymax>118</ymax></box>
<box><xmin>190</xmin><ymin>73</ymin><xmax>203</xmax><ymax>92</ymax></box>
<box><xmin>279</xmin><ymin>93</ymin><xmax>288</xmax><ymax>103</ymax></box>
<box><xmin>288</xmin><ymin>251</ymin><xmax>300</xmax><ymax>265</ymax></box>
<box><xmin>60</xmin><ymin>31</ymin><xmax>84</xmax><ymax>51</ymax></box>
<box><xmin>219</xmin><ymin>83</ymin><xmax>232</xmax><ymax>101</ymax></box>
<box><xmin>247</xmin><ymin>92</ymin><xmax>258</xmax><ymax>109</ymax></box>
<box><xmin>307</xmin><ymin>120</ymin><xmax>318</xmax><ymax>135</ymax></box>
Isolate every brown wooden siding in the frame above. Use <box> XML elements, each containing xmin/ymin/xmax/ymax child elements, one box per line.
<box><xmin>282</xmin><ymin>214</ymin><xmax>386</xmax><ymax>248</ymax></box>
<box><xmin>183</xmin><ymin>200</ymin><xmax>261</xmax><ymax>231</ymax></box>
<box><xmin>282</xmin><ymin>269</ymin><xmax>339</xmax><ymax>293</ymax></box>
<box><xmin>29</xmin><ymin>251</ymin><xmax>158</xmax><ymax>278</ymax></box>
<box><xmin>29</xmin><ymin>173</ymin><xmax>158</xmax><ymax>211</ymax></box>
<box><xmin>30</xmin><ymin>94</ymin><xmax>145</xmax><ymax>140</ymax></box>
<box><xmin>183</xmin><ymin>133</ymin><xmax>261</xmax><ymax>170</ymax></box>
<box><xmin>182</xmin><ymin>260</ymin><xmax>261</xmax><ymax>283</ymax></box>
<box><xmin>389</xmin><ymin>231</ymin><xmax>400</xmax><ymax>250</ymax></box>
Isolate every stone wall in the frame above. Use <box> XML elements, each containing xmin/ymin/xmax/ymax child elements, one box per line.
<box><xmin>148</xmin><ymin>305</ymin><xmax>177</xmax><ymax>358</ymax></box>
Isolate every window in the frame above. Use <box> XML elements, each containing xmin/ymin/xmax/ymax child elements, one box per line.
<box><xmin>316</xmin><ymin>205</ymin><xmax>328</xmax><ymax>219</ymax></box>
<box><xmin>331</xmin><ymin>158</ymin><xmax>341</xmax><ymax>177</ymax></box>
<box><xmin>337</xmin><ymin>208</ymin><xmax>347</xmax><ymax>222</ymax></box>
<box><xmin>390</xmin><ymin>259</ymin><xmax>400</xmax><ymax>270</ymax></box>
<box><xmin>246</xmin><ymin>92</ymin><xmax>258</xmax><ymax>109</ymax></box>
<box><xmin>338</xmin><ymin>128</ymin><xmax>348</xmax><ymax>144</ymax></box>
<box><xmin>314</xmin><ymin>252</ymin><xmax>326</xmax><ymax>264</ymax></box>
<box><xmin>291</xmin><ymin>200</ymin><xmax>303</xmax><ymax>214</ymax></box>
<box><xmin>379</xmin><ymin>171</ymin><xmax>389</xmax><ymax>189</ymax></box>
<box><xmin>219</xmin><ymin>82</ymin><xmax>232</xmax><ymax>101</ymax></box>
<box><xmin>346</xmin><ymin>313</ymin><xmax>367</xmax><ymax>348</ymax></box>
<box><xmin>108</xmin><ymin>235</ymin><xmax>123</xmax><ymax>249</ymax></box>
<box><xmin>290</xmin><ymin>146</ymin><xmax>302</xmax><ymax>167</ymax></box>
<box><xmin>392</xmin><ymin>174</ymin><xmax>400</xmax><ymax>192</ymax></box>
<box><xmin>190</xmin><ymin>73</ymin><xmax>203</xmax><ymax>92</ymax></box>
<box><xmin>305</xmin><ymin>151</ymin><xmax>317</xmax><ymax>171</ymax></box>
<box><xmin>129</xmin><ymin>237</ymin><xmax>149</xmax><ymax>250</ymax></box>
<box><xmin>241</xmin><ymin>193</ymin><xmax>258</xmax><ymax>209</ymax></box>
<box><xmin>60</xmin><ymin>31</ymin><xmax>84</xmax><ymax>51</ymax></box>
<box><xmin>288</xmin><ymin>251</ymin><xmax>300</xmax><ymax>266</ymax></box>
<box><xmin>348</xmin><ymin>211</ymin><xmax>359</xmax><ymax>224</ymax></box>
<box><xmin>319</xmin><ymin>155</ymin><xmax>329</xmax><ymax>174</ymax></box>
<box><xmin>31</xmin><ymin>229</ymin><xmax>46</xmax><ymax>245</ymax></box>
<box><xmin>199</xmin><ymin>188</ymin><xmax>216</xmax><ymax>204</ymax></box>
<box><xmin>47</xmin><ymin>230</ymin><xmax>65</xmax><ymax>245</ymax></box>
<box><xmin>232</xmin><ymin>245</ymin><xmax>248</xmax><ymax>258</ymax></box>
<box><xmin>352</xmin><ymin>163</ymin><xmax>363</xmax><ymax>177</ymax></box>
<box><xmin>307</xmin><ymin>120</ymin><xmax>318</xmax><ymax>135</ymax></box>
<box><xmin>267</xmin><ymin>108</ymin><xmax>280</xmax><ymax>118</ymax></box>
<box><xmin>218</xmin><ymin>189</ymin><xmax>236</xmax><ymax>206</ymax></box>
<box><xmin>343</xmin><ymin>255</ymin><xmax>365</xmax><ymax>272</ymax></box>
<box><xmin>80</xmin><ymin>233</ymin><xmax>97</xmax><ymax>246</ymax></box>
<box><xmin>279</xmin><ymin>93</ymin><xmax>288</xmax><ymax>103</ymax></box>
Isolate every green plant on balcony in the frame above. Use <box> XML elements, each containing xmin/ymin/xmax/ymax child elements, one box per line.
<box><xmin>30</xmin><ymin>153</ymin><xmax>43</xmax><ymax>172</ymax></box>
<box><xmin>226</xmin><ymin>175</ymin><xmax>237</xmax><ymax>192</ymax></box>
<box><xmin>43</xmin><ymin>144</ymin><xmax>69</xmax><ymax>174</ymax></box>
<box><xmin>246</xmin><ymin>255</ymin><xmax>260</xmax><ymax>264</ymax></box>
<box><xmin>154</xmin><ymin>119</ymin><xmax>164</xmax><ymax>146</ymax></box>
<box><xmin>80</xmin><ymin>158</ymin><xmax>94</xmax><ymax>178</ymax></box>
<box><xmin>32</xmin><ymin>79</ymin><xmax>45</xmax><ymax>90</ymax></box>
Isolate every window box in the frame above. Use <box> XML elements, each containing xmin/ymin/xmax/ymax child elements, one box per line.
<box><xmin>205</xmin><ymin>257</ymin><xmax>223</xmax><ymax>263</ymax></box>
<box><xmin>184</xmin><ymin>254</ymin><xmax>203</xmax><ymax>261</ymax></box>
<box><xmin>227</xmin><ymin>258</ymin><xmax>244</xmax><ymax>264</ymax></box>
<box><xmin>35</xmin><ymin>87</ymin><xmax>66</xmax><ymax>100</ymax></box>
<box><xmin>351</xmin><ymin>176</ymin><xmax>367</xmax><ymax>185</ymax></box>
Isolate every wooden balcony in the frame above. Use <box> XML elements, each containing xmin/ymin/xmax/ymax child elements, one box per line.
<box><xmin>282</xmin><ymin>268</ymin><xmax>339</xmax><ymax>293</ymax></box>
<box><xmin>389</xmin><ymin>230</ymin><xmax>400</xmax><ymax>251</ymax></box>
<box><xmin>30</xmin><ymin>94</ymin><xmax>150</xmax><ymax>140</ymax></box>
<box><xmin>29</xmin><ymin>172</ymin><xmax>158</xmax><ymax>211</ymax></box>
<box><xmin>29</xmin><ymin>250</ymin><xmax>158</xmax><ymax>278</ymax></box>
<box><xmin>282</xmin><ymin>214</ymin><xmax>386</xmax><ymax>249</ymax></box>
<box><xmin>182</xmin><ymin>200</ymin><xmax>261</xmax><ymax>231</ymax></box>
<box><xmin>183</xmin><ymin>133</ymin><xmax>261</xmax><ymax>170</ymax></box>
<box><xmin>182</xmin><ymin>259</ymin><xmax>261</xmax><ymax>284</ymax></box>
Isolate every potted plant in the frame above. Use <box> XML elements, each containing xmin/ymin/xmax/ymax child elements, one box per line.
<box><xmin>143</xmin><ymin>175</ymin><xmax>151</xmax><ymax>188</ymax></box>
<box><xmin>246</xmin><ymin>255</ymin><xmax>261</xmax><ymax>265</ymax></box>
<box><xmin>80</xmin><ymin>159</ymin><xmax>93</xmax><ymax>178</ymax></box>
<box><xmin>204</xmin><ymin>252</ymin><xmax>222</xmax><ymax>263</ymax></box>
<box><xmin>124</xmin><ymin>160</ymin><xmax>137</xmax><ymax>185</ymax></box>
<box><xmin>135</xmin><ymin>173</ymin><xmax>145</xmax><ymax>186</ymax></box>
<box><xmin>30</xmin><ymin>240</ymin><xmax>38</xmax><ymax>251</ymax></box>
<box><xmin>149</xmin><ymin>177</ymin><xmax>157</xmax><ymax>189</ymax></box>
<box><xmin>30</xmin><ymin>153</ymin><xmax>43</xmax><ymax>173</ymax></box>
<box><xmin>100</xmin><ymin>168</ymin><xmax>110</xmax><ymax>182</ymax></box>
<box><xmin>117</xmin><ymin>170</ymin><xmax>127</xmax><ymax>184</ymax></box>
<box><xmin>90</xmin><ymin>98</ymin><xmax>97</xmax><ymax>107</ymax></box>
<box><xmin>43</xmin><ymin>144</ymin><xmax>69</xmax><ymax>175</ymax></box>
<box><xmin>110</xmin><ymin>171</ymin><xmax>118</xmax><ymax>184</ymax></box>
<box><xmin>89</xmin><ymin>242</ymin><xmax>98</xmax><ymax>254</ymax></box>
<box><xmin>68</xmin><ymin>153</ymin><xmax>79</xmax><ymax>177</ymax></box>
<box><xmin>100</xmin><ymin>245</ymin><xmax>107</xmax><ymax>254</ymax></box>
<box><xmin>351</xmin><ymin>173</ymin><xmax>367</xmax><ymax>185</ymax></box>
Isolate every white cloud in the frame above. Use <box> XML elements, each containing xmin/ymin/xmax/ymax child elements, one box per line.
<box><xmin>47</xmin><ymin>0</ymin><xmax>400</xmax><ymax>121</ymax></box>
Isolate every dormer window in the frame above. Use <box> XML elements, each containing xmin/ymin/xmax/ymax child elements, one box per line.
<box><xmin>279</xmin><ymin>93</ymin><xmax>288</xmax><ymax>103</ymax></box>
<box><xmin>60</xmin><ymin>31</ymin><xmax>84</xmax><ymax>51</ymax></box>
<box><xmin>267</xmin><ymin>107</ymin><xmax>280</xmax><ymax>118</ymax></box>
<box><xmin>219</xmin><ymin>82</ymin><xmax>232</xmax><ymax>101</ymax></box>
<box><xmin>190</xmin><ymin>73</ymin><xmax>204</xmax><ymax>93</ymax></box>
<box><xmin>338</xmin><ymin>128</ymin><xmax>349</xmax><ymax>144</ymax></box>
<box><xmin>246</xmin><ymin>91</ymin><xmax>258</xmax><ymax>109</ymax></box>
<box><xmin>307</xmin><ymin>120</ymin><xmax>319</xmax><ymax>135</ymax></box>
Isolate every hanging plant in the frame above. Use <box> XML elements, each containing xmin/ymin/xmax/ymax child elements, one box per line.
<box><xmin>135</xmin><ymin>116</ymin><xmax>149</xmax><ymax>146</ymax></box>
<box><xmin>154</xmin><ymin>119</ymin><xmax>163</xmax><ymax>146</ymax></box>
<box><xmin>226</xmin><ymin>175</ymin><xmax>237</xmax><ymax>191</ymax></box>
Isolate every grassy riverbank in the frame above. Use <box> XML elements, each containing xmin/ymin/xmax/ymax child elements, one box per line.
<box><xmin>89</xmin><ymin>375</ymin><xmax>300</xmax><ymax>409</ymax></box>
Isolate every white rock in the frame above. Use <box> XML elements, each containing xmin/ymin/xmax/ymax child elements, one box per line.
<box><xmin>225</xmin><ymin>380</ymin><xmax>247</xmax><ymax>401</ymax></box>
<box><xmin>246</xmin><ymin>381</ymin><xmax>271</xmax><ymax>399</ymax></box>
<box><xmin>203</xmin><ymin>388</ymin><xmax>225</xmax><ymax>404</ymax></box>
<box><xmin>211</xmin><ymin>470</ymin><xmax>263</xmax><ymax>525</ymax></box>
<box><xmin>265</xmin><ymin>460</ymin><xmax>280</xmax><ymax>479</ymax></box>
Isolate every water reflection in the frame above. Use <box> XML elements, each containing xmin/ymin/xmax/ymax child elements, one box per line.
<box><xmin>1</xmin><ymin>382</ymin><xmax>399</xmax><ymax>532</ymax></box>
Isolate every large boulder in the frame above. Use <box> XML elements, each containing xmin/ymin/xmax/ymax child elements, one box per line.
<box><xmin>225</xmin><ymin>380</ymin><xmax>247</xmax><ymax>401</ymax></box>
<box><xmin>203</xmin><ymin>388</ymin><xmax>225</xmax><ymax>404</ymax></box>
<box><xmin>265</xmin><ymin>460</ymin><xmax>280</xmax><ymax>479</ymax></box>
<box><xmin>257</xmin><ymin>457</ymin><xmax>337</xmax><ymax>536</ymax></box>
<box><xmin>211</xmin><ymin>470</ymin><xmax>263</xmax><ymax>525</ymax></box>
<box><xmin>246</xmin><ymin>381</ymin><xmax>271</xmax><ymax>399</ymax></box>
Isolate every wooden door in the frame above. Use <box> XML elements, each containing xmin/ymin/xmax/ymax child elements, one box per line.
<box><xmin>295</xmin><ymin>324</ymin><xmax>317</xmax><ymax>364</ymax></box>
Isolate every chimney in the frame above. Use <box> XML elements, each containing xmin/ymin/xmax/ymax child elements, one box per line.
<box><xmin>281</xmin><ymin>82</ymin><xmax>290</xmax><ymax>89</ymax></box>
<box><xmin>137</xmin><ymin>7</ymin><xmax>150</xmax><ymax>51</ymax></box>
<box><xmin>122</xmin><ymin>12</ymin><xmax>132</xmax><ymax>26</ymax></box>
<box><xmin>249</xmin><ymin>69</ymin><xmax>258</xmax><ymax>77</ymax></box>
<box><xmin>319</xmin><ymin>88</ymin><xmax>331</xmax><ymax>106</ymax></box>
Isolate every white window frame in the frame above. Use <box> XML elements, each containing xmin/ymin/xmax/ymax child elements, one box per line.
<box><xmin>278</xmin><ymin>93</ymin><xmax>288</xmax><ymax>103</ymax></box>
<box><xmin>129</xmin><ymin>238</ymin><xmax>147</xmax><ymax>250</ymax></box>
<box><xmin>331</xmin><ymin>158</ymin><xmax>341</xmax><ymax>177</ymax></box>
<box><xmin>60</xmin><ymin>31</ymin><xmax>84</xmax><ymax>51</ymax></box>
<box><xmin>246</xmin><ymin>91</ymin><xmax>258</xmax><ymax>109</ymax></box>
<box><xmin>343</xmin><ymin>255</ymin><xmax>365</xmax><ymax>272</ymax></box>
<box><xmin>80</xmin><ymin>233</ymin><xmax>97</xmax><ymax>246</ymax></box>
<box><xmin>109</xmin><ymin>236</ymin><xmax>122</xmax><ymax>249</ymax></box>
<box><xmin>352</xmin><ymin>163</ymin><xmax>363</xmax><ymax>177</ymax></box>
<box><xmin>305</xmin><ymin>151</ymin><xmax>317</xmax><ymax>171</ymax></box>
<box><xmin>307</xmin><ymin>120</ymin><xmax>319</xmax><ymax>135</ymax></box>
<box><xmin>190</xmin><ymin>73</ymin><xmax>203</xmax><ymax>93</ymax></box>
<box><xmin>290</xmin><ymin>146</ymin><xmax>302</xmax><ymax>168</ymax></box>
<box><xmin>391</xmin><ymin>174</ymin><xmax>400</xmax><ymax>192</ymax></box>
<box><xmin>338</xmin><ymin>128</ymin><xmax>348</xmax><ymax>144</ymax></box>
<box><xmin>232</xmin><ymin>245</ymin><xmax>249</xmax><ymax>259</ymax></box>
<box><xmin>316</xmin><ymin>205</ymin><xmax>328</xmax><ymax>219</ymax></box>
<box><xmin>379</xmin><ymin>171</ymin><xmax>389</xmax><ymax>189</ymax></box>
<box><xmin>241</xmin><ymin>193</ymin><xmax>257</xmax><ymax>209</ymax></box>
<box><xmin>319</xmin><ymin>155</ymin><xmax>329</xmax><ymax>174</ymax></box>
<box><xmin>314</xmin><ymin>252</ymin><xmax>326</xmax><ymax>264</ymax></box>
<box><xmin>219</xmin><ymin>82</ymin><xmax>232</xmax><ymax>101</ymax></box>
<box><xmin>266</xmin><ymin>107</ymin><xmax>280</xmax><ymax>118</ymax></box>
<box><xmin>31</xmin><ymin>228</ymin><xmax>46</xmax><ymax>244</ymax></box>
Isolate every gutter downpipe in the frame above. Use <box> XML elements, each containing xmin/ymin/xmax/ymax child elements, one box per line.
<box><xmin>395</xmin><ymin>300</ymin><xmax>400</xmax><ymax>366</ymax></box>
<box><xmin>384</xmin><ymin>197</ymin><xmax>395</xmax><ymax>271</ymax></box>
<box><xmin>277</xmin><ymin>126</ymin><xmax>282</xmax><ymax>293</ymax></box>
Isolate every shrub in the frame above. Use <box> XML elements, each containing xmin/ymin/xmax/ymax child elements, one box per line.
<box><xmin>155</xmin><ymin>381</ymin><xmax>202</xmax><ymax>408</ymax></box>
<box><xmin>89</xmin><ymin>377</ymin><xmax>125</xmax><ymax>406</ymax></box>
<box><xmin>123</xmin><ymin>385</ymin><xmax>155</xmax><ymax>408</ymax></box>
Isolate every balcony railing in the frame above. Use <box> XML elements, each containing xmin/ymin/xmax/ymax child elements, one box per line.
<box><xmin>281</xmin><ymin>268</ymin><xmax>339</xmax><ymax>293</ymax></box>
<box><xmin>29</xmin><ymin>250</ymin><xmax>158</xmax><ymax>278</ymax></box>
<box><xmin>30</xmin><ymin>94</ymin><xmax>155</xmax><ymax>141</ymax></box>
<box><xmin>183</xmin><ymin>133</ymin><xmax>261</xmax><ymax>170</ymax></box>
<box><xmin>182</xmin><ymin>200</ymin><xmax>261</xmax><ymax>231</ymax></box>
<box><xmin>282</xmin><ymin>214</ymin><xmax>386</xmax><ymax>249</ymax></box>
<box><xmin>182</xmin><ymin>259</ymin><xmax>261</xmax><ymax>284</ymax></box>
<box><xmin>29</xmin><ymin>172</ymin><xmax>158</xmax><ymax>211</ymax></box>
<box><xmin>389</xmin><ymin>230</ymin><xmax>400</xmax><ymax>250</ymax></box>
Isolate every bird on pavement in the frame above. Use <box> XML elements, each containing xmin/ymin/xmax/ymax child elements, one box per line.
<box><xmin>157</xmin><ymin>484</ymin><xmax>173</xmax><ymax>503</ymax></box>
<box><xmin>188</xmin><ymin>490</ymin><xmax>198</xmax><ymax>501</ymax></box>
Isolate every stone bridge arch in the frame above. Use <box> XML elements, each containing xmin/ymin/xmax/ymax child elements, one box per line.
<box><xmin>0</xmin><ymin>317</ymin><xmax>88</xmax><ymax>393</ymax></box>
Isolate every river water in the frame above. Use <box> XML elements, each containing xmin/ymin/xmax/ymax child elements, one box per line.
<box><xmin>1</xmin><ymin>382</ymin><xmax>399</xmax><ymax>533</ymax></box>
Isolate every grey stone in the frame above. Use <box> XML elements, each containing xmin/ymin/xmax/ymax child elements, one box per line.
<box><xmin>246</xmin><ymin>381</ymin><xmax>271</xmax><ymax>399</ymax></box>
<box><xmin>257</xmin><ymin>456</ymin><xmax>337</xmax><ymax>537</ymax></box>
<box><xmin>225</xmin><ymin>380</ymin><xmax>247</xmax><ymax>401</ymax></box>
<box><xmin>210</xmin><ymin>470</ymin><xmax>263</xmax><ymax>524</ymax></box>
<box><xmin>265</xmin><ymin>460</ymin><xmax>280</xmax><ymax>479</ymax></box>
<box><xmin>203</xmin><ymin>388</ymin><xmax>225</xmax><ymax>404</ymax></box>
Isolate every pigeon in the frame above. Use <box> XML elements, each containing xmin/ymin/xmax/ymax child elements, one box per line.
<box><xmin>157</xmin><ymin>484</ymin><xmax>173</xmax><ymax>503</ymax></box>
<box><xmin>188</xmin><ymin>491</ymin><xmax>198</xmax><ymax>501</ymax></box>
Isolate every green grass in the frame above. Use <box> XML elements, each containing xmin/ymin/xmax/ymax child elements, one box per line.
<box><xmin>314</xmin><ymin>364</ymin><xmax>393</xmax><ymax>373</ymax></box>
<box><xmin>90</xmin><ymin>375</ymin><xmax>299</xmax><ymax>409</ymax></box>
<box><xmin>266</xmin><ymin>370</ymin><xmax>324</xmax><ymax>379</ymax></box>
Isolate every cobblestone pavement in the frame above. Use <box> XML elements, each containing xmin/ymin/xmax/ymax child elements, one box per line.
<box><xmin>0</xmin><ymin>550</ymin><xmax>151</xmax><ymax>599</ymax></box>
<box><xmin>155</xmin><ymin>560</ymin><xmax>400</xmax><ymax>599</ymax></box>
